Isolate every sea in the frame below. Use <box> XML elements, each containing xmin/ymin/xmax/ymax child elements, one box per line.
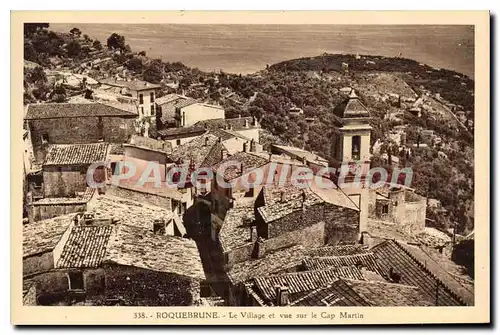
<box><xmin>50</xmin><ymin>24</ymin><xmax>475</xmax><ymax>78</ymax></box>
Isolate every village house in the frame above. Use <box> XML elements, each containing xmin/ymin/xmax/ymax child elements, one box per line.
<box><xmin>155</xmin><ymin>94</ymin><xmax>197</xmax><ymax>130</ymax></box>
<box><xmin>157</xmin><ymin>126</ymin><xmax>207</xmax><ymax>148</ymax></box>
<box><xmin>98</xmin><ymin>78</ymin><xmax>161</xmax><ymax>120</ymax></box>
<box><xmin>367</xmin><ymin>185</ymin><xmax>427</xmax><ymax>236</ymax></box>
<box><xmin>175</xmin><ymin>102</ymin><xmax>225</xmax><ymax>128</ymax></box>
<box><xmin>26</xmin><ymin>142</ymin><xmax>109</xmax><ymax>222</ymax></box>
<box><xmin>23</xmin><ymin>199</ymin><xmax>204</xmax><ymax>306</ymax></box>
<box><xmin>24</xmin><ymin>103</ymin><xmax>137</xmax><ymax>166</ymax></box>
<box><xmin>194</xmin><ymin>116</ymin><xmax>261</xmax><ymax>144</ymax></box>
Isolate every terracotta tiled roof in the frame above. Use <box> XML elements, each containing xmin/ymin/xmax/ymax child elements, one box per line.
<box><xmin>157</xmin><ymin>94</ymin><xmax>197</xmax><ymax>123</ymax></box>
<box><xmin>257</xmin><ymin>189</ymin><xmax>323</xmax><ymax>224</ymax></box>
<box><xmin>292</xmin><ymin>278</ymin><xmax>433</xmax><ymax>307</ymax></box>
<box><xmin>44</xmin><ymin>143</ymin><xmax>109</xmax><ymax>166</ymax></box>
<box><xmin>157</xmin><ymin>126</ymin><xmax>206</xmax><ymax>138</ymax></box>
<box><xmin>88</xmin><ymin>194</ymin><xmax>173</xmax><ymax>231</ymax></box>
<box><xmin>99</xmin><ymin>78</ymin><xmax>161</xmax><ymax>91</ymax></box>
<box><xmin>23</xmin><ymin>213</ymin><xmax>75</xmax><ymax>257</ymax></box>
<box><xmin>271</xmin><ymin>144</ymin><xmax>329</xmax><ymax>167</ymax></box>
<box><xmin>291</xmin><ymin>279</ymin><xmax>369</xmax><ymax>306</ymax></box>
<box><xmin>104</xmin><ymin>224</ymin><xmax>205</xmax><ymax>280</ymax></box>
<box><xmin>305</xmin><ymin>244</ymin><xmax>369</xmax><ymax>257</ymax></box>
<box><xmin>227</xmin><ymin>245</ymin><xmax>309</xmax><ymax>285</ymax></box>
<box><xmin>32</xmin><ymin>188</ymin><xmax>95</xmax><ymax>206</ymax></box>
<box><xmin>252</xmin><ymin>267</ymin><xmax>365</xmax><ymax>305</ymax></box>
<box><xmin>169</xmin><ymin>134</ymin><xmax>220</xmax><ymax>167</ymax></box>
<box><xmin>212</xmin><ymin>151</ymin><xmax>268</xmax><ymax>181</ymax></box>
<box><xmin>199</xmin><ymin>141</ymin><xmax>227</xmax><ymax>168</ymax></box>
<box><xmin>371</xmin><ymin>240</ymin><xmax>467</xmax><ymax>306</ymax></box>
<box><xmin>303</xmin><ymin>253</ymin><xmax>385</xmax><ymax>276</ymax></box>
<box><xmin>56</xmin><ymin>224</ymin><xmax>114</xmax><ymax>268</ymax></box>
<box><xmin>218</xmin><ymin>206</ymin><xmax>255</xmax><ymax>254</ymax></box>
<box><xmin>25</xmin><ymin>103</ymin><xmax>137</xmax><ymax>120</ymax></box>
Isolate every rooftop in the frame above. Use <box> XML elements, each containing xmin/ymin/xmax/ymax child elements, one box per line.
<box><xmin>212</xmin><ymin>151</ymin><xmax>268</xmax><ymax>181</ymax></box>
<box><xmin>292</xmin><ymin>278</ymin><xmax>432</xmax><ymax>307</ymax></box>
<box><xmin>257</xmin><ymin>189</ymin><xmax>323</xmax><ymax>224</ymax></box>
<box><xmin>23</xmin><ymin>213</ymin><xmax>75</xmax><ymax>257</ymax></box>
<box><xmin>302</xmin><ymin>253</ymin><xmax>385</xmax><ymax>276</ymax></box>
<box><xmin>128</xmin><ymin>135</ymin><xmax>172</xmax><ymax>154</ymax></box>
<box><xmin>157</xmin><ymin>126</ymin><xmax>206</xmax><ymax>139</ymax></box>
<box><xmin>333</xmin><ymin>89</ymin><xmax>371</xmax><ymax>120</ymax></box>
<box><xmin>104</xmin><ymin>223</ymin><xmax>205</xmax><ymax>280</ymax></box>
<box><xmin>25</xmin><ymin>103</ymin><xmax>137</xmax><ymax>120</ymax></box>
<box><xmin>250</xmin><ymin>266</ymin><xmax>365</xmax><ymax>305</ymax></box>
<box><xmin>44</xmin><ymin>143</ymin><xmax>109</xmax><ymax>166</ymax></box>
<box><xmin>218</xmin><ymin>206</ymin><xmax>255</xmax><ymax>254</ymax></box>
<box><xmin>32</xmin><ymin>188</ymin><xmax>95</xmax><ymax>206</ymax></box>
<box><xmin>158</xmin><ymin>94</ymin><xmax>198</xmax><ymax>123</ymax></box>
<box><xmin>193</xmin><ymin>116</ymin><xmax>259</xmax><ymax>131</ymax></box>
<box><xmin>56</xmin><ymin>224</ymin><xmax>114</xmax><ymax>268</ymax></box>
<box><xmin>371</xmin><ymin>240</ymin><xmax>469</xmax><ymax>306</ymax></box>
<box><xmin>271</xmin><ymin>144</ymin><xmax>329</xmax><ymax>167</ymax></box>
<box><xmin>169</xmin><ymin>133</ymin><xmax>221</xmax><ymax>167</ymax></box>
<box><xmin>88</xmin><ymin>194</ymin><xmax>173</xmax><ymax>231</ymax></box>
<box><xmin>227</xmin><ymin>245</ymin><xmax>309</xmax><ymax>285</ymax></box>
<box><xmin>304</xmin><ymin>244</ymin><xmax>369</xmax><ymax>257</ymax></box>
<box><xmin>99</xmin><ymin>78</ymin><xmax>161</xmax><ymax>91</ymax></box>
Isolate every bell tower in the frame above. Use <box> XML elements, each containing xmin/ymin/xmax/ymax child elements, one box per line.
<box><xmin>331</xmin><ymin>89</ymin><xmax>372</xmax><ymax>175</ymax></box>
<box><xmin>331</xmin><ymin>89</ymin><xmax>372</xmax><ymax>237</ymax></box>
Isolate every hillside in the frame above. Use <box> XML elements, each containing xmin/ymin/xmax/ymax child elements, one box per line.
<box><xmin>22</xmin><ymin>24</ymin><xmax>475</xmax><ymax>235</ymax></box>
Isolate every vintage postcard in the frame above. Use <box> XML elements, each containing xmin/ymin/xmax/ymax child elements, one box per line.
<box><xmin>11</xmin><ymin>11</ymin><xmax>490</xmax><ymax>325</ymax></box>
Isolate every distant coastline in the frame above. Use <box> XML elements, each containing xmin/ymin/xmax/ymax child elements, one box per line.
<box><xmin>49</xmin><ymin>23</ymin><xmax>475</xmax><ymax>78</ymax></box>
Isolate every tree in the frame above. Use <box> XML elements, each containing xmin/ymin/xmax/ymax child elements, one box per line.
<box><xmin>24</xmin><ymin>23</ymin><xmax>49</xmax><ymax>36</ymax></box>
<box><xmin>107</xmin><ymin>33</ymin><xmax>126</xmax><ymax>51</ymax></box>
<box><xmin>51</xmin><ymin>85</ymin><xmax>67</xmax><ymax>103</ymax></box>
<box><xmin>143</xmin><ymin>62</ymin><xmax>163</xmax><ymax>84</ymax></box>
<box><xmin>138</xmin><ymin>50</ymin><xmax>147</xmax><ymax>56</ymax></box>
<box><xmin>126</xmin><ymin>57</ymin><xmax>143</xmax><ymax>72</ymax></box>
<box><xmin>25</xmin><ymin>66</ymin><xmax>47</xmax><ymax>84</ymax></box>
<box><xmin>69</xmin><ymin>27</ymin><xmax>82</xmax><ymax>37</ymax></box>
<box><xmin>66</xmin><ymin>40</ymin><xmax>81</xmax><ymax>58</ymax></box>
<box><xmin>92</xmin><ymin>40</ymin><xmax>103</xmax><ymax>50</ymax></box>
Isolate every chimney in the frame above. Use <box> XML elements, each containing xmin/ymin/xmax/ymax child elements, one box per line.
<box><xmin>153</xmin><ymin>219</ymin><xmax>166</xmax><ymax>235</ymax></box>
<box><xmin>280</xmin><ymin>191</ymin><xmax>285</xmax><ymax>203</ymax></box>
<box><xmin>250</xmin><ymin>139</ymin><xmax>256</xmax><ymax>152</ymax></box>
<box><xmin>275</xmin><ymin>286</ymin><xmax>290</xmax><ymax>306</ymax></box>
<box><xmin>268</xmin><ymin>152</ymin><xmax>272</xmax><ymax>162</ymax></box>
<box><xmin>251</xmin><ymin>237</ymin><xmax>265</xmax><ymax>259</ymax></box>
<box><xmin>221</xmin><ymin>148</ymin><xmax>228</xmax><ymax>160</ymax></box>
<box><xmin>301</xmin><ymin>156</ymin><xmax>307</xmax><ymax>165</ymax></box>
<box><xmin>243</xmin><ymin>142</ymin><xmax>247</xmax><ymax>152</ymax></box>
<box><xmin>249</xmin><ymin>226</ymin><xmax>254</xmax><ymax>242</ymax></box>
<box><xmin>204</xmin><ymin>136</ymin><xmax>209</xmax><ymax>147</ymax></box>
<box><xmin>280</xmin><ymin>286</ymin><xmax>289</xmax><ymax>306</ymax></box>
<box><xmin>253</xmin><ymin>116</ymin><xmax>258</xmax><ymax>127</ymax></box>
<box><xmin>301</xmin><ymin>190</ymin><xmax>307</xmax><ymax>211</ymax></box>
<box><xmin>245</xmin><ymin>118</ymin><xmax>249</xmax><ymax>128</ymax></box>
<box><xmin>240</xmin><ymin>163</ymin><xmax>244</xmax><ymax>175</ymax></box>
<box><xmin>217</xmin><ymin>137</ymin><xmax>221</xmax><ymax>143</ymax></box>
<box><xmin>238</xmin><ymin>114</ymin><xmax>241</xmax><ymax>119</ymax></box>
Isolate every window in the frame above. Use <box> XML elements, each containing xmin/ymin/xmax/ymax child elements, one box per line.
<box><xmin>176</xmin><ymin>139</ymin><xmax>181</xmax><ymax>146</ymax></box>
<box><xmin>150</xmin><ymin>92</ymin><xmax>155</xmax><ymax>103</ymax></box>
<box><xmin>352</xmin><ymin>136</ymin><xmax>361</xmax><ymax>160</ymax></box>
<box><xmin>139</xmin><ymin>93</ymin><xmax>144</xmax><ymax>104</ymax></box>
<box><xmin>68</xmin><ymin>271</ymin><xmax>84</xmax><ymax>291</ymax></box>
<box><xmin>151</xmin><ymin>104</ymin><xmax>155</xmax><ymax>116</ymax></box>
<box><xmin>382</xmin><ymin>204</ymin><xmax>389</xmax><ymax>214</ymax></box>
<box><xmin>41</xmin><ymin>133</ymin><xmax>49</xmax><ymax>144</ymax></box>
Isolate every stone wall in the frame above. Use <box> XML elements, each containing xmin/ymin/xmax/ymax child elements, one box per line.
<box><xmin>103</xmin><ymin>263</ymin><xmax>199</xmax><ymax>306</ymax></box>
<box><xmin>29</xmin><ymin>202</ymin><xmax>88</xmax><ymax>222</ymax></box>
<box><xmin>29</xmin><ymin>116</ymin><xmax>135</xmax><ymax>164</ymax></box>
<box><xmin>23</xmin><ymin>252</ymin><xmax>54</xmax><ymax>276</ymax></box>
<box><xmin>43</xmin><ymin>166</ymin><xmax>88</xmax><ymax>197</ymax></box>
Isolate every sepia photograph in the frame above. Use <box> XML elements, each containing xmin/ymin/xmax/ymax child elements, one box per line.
<box><xmin>11</xmin><ymin>10</ymin><xmax>490</xmax><ymax>325</ymax></box>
